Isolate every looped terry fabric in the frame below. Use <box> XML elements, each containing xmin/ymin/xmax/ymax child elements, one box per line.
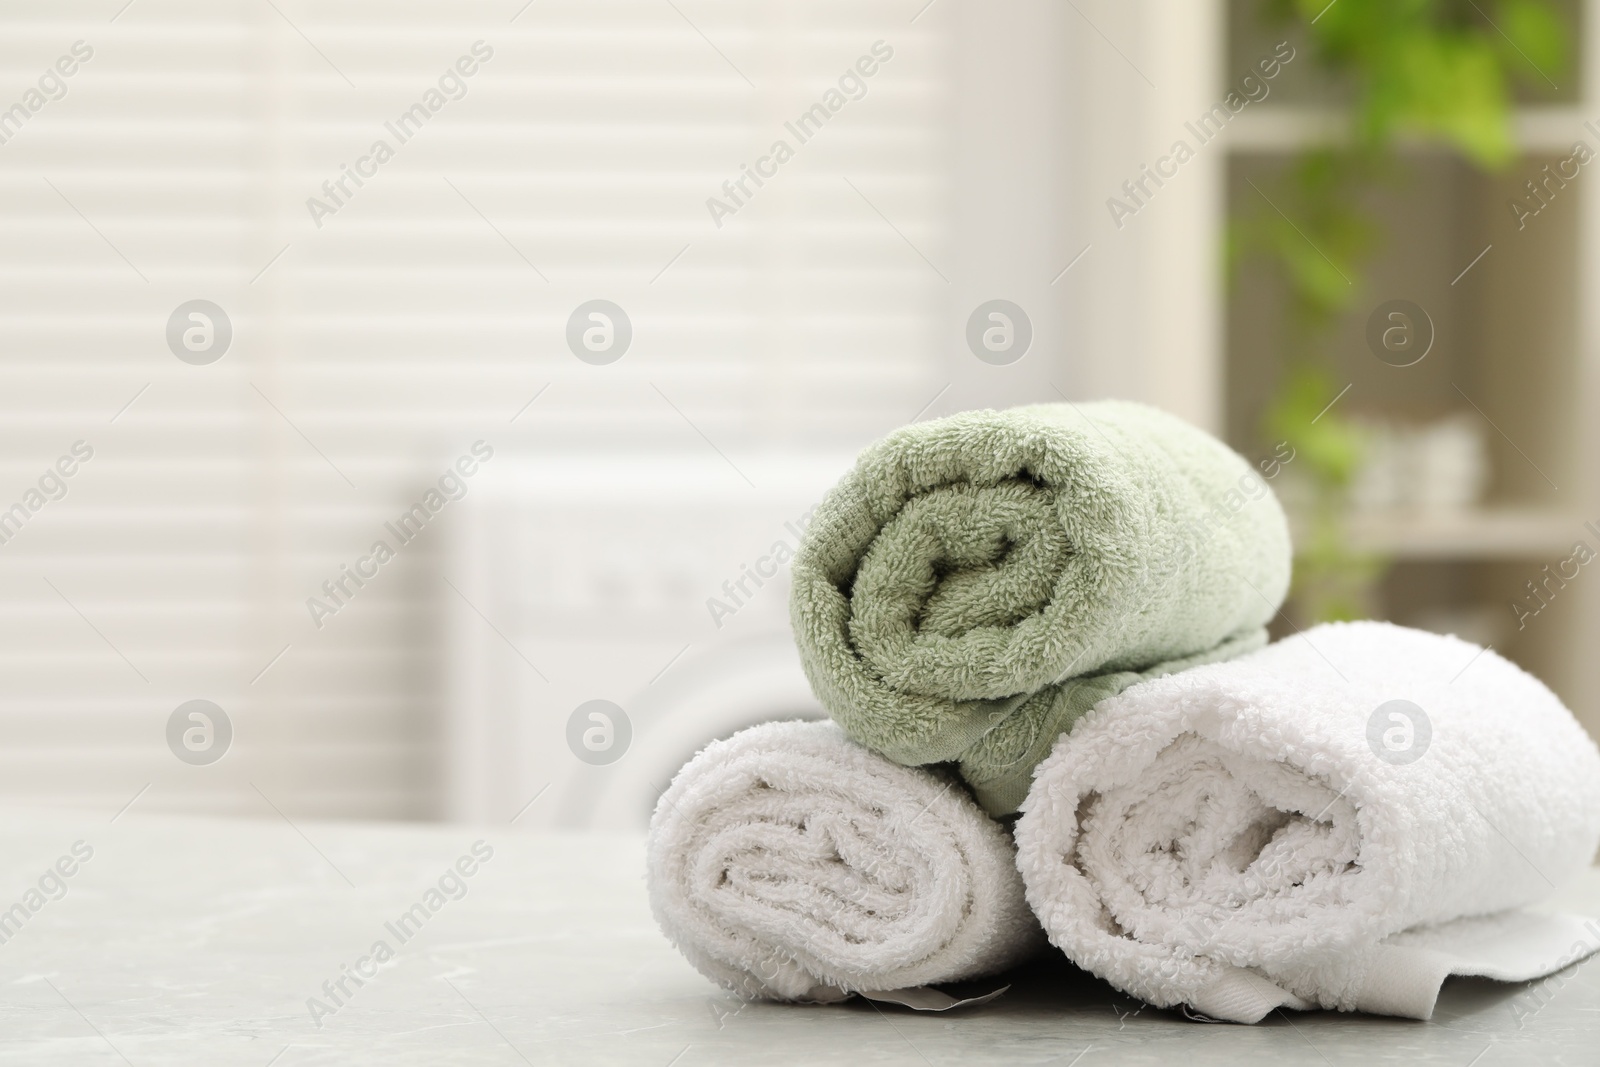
<box><xmin>789</xmin><ymin>400</ymin><xmax>1292</xmax><ymax>814</ymax></box>
<box><xmin>646</xmin><ymin>720</ymin><xmax>1043</xmax><ymax>1000</ymax></box>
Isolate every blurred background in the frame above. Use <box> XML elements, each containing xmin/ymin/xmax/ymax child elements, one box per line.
<box><xmin>2</xmin><ymin>0</ymin><xmax>1596</xmax><ymax>829</ymax></box>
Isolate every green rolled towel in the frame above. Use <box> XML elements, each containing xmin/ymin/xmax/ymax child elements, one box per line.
<box><xmin>789</xmin><ymin>400</ymin><xmax>1292</xmax><ymax>816</ymax></box>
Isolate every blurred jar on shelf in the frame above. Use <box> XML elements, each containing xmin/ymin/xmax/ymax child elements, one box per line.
<box><xmin>1348</xmin><ymin>412</ymin><xmax>1490</xmax><ymax>515</ymax></box>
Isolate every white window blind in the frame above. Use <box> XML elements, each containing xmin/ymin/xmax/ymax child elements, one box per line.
<box><xmin>0</xmin><ymin>0</ymin><xmax>952</xmax><ymax>817</ymax></box>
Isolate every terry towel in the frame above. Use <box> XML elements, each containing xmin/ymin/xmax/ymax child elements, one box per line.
<box><xmin>790</xmin><ymin>400</ymin><xmax>1292</xmax><ymax>815</ymax></box>
<box><xmin>647</xmin><ymin>720</ymin><xmax>1043</xmax><ymax>1002</ymax></box>
<box><xmin>1014</xmin><ymin>621</ymin><xmax>1600</xmax><ymax>1022</ymax></box>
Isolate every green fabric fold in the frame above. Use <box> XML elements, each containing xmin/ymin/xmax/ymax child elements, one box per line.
<box><xmin>789</xmin><ymin>401</ymin><xmax>1292</xmax><ymax>815</ymax></box>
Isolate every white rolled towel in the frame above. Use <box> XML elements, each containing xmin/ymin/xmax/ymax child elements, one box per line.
<box><xmin>648</xmin><ymin>719</ymin><xmax>1044</xmax><ymax>1001</ymax></box>
<box><xmin>1015</xmin><ymin>621</ymin><xmax>1600</xmax><ymax>1022</ymax></box>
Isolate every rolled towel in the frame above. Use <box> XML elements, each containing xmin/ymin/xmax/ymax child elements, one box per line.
<box><xmin>647</xmin><ymin>719</ymin><xmax>1043</xmax><ymax>1001</ymax></box>
<box><xmin>1014</xmin><ymin>621</ymin><xmax>1600</xmax><ymax>1022</ymax></box>
<box><xmin>790</xmin><ymin>400</ymin><xmax>1292</xmax><ymax>815</ymax></box>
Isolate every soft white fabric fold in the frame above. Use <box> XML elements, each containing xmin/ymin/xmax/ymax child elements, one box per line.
<box><xmin>648</xmin><ymin>719</ymin><xmax>1044</xmax><ymax>1001</ymax></box>
<box><xmin>1015</xmin><ymin>621</ymin><xmax>1600</xmax><ymax>1022</ymax></box>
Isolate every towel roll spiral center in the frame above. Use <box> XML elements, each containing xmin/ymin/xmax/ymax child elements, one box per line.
<box><xmin>847</xmin><ymin>478</ymin><xmax>1071</xmax><ymax>700</ymax></box>
<box><xmin>1074</xmin><ymin>733</ymin><xmax>1361</xmax><ymax>957</ymax></box>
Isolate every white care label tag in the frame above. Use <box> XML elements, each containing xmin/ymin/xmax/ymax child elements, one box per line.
<box><xmin>859</xmin><ymin>984</ymin><xmax>1011</xmax><ymax>1011</ymax></box>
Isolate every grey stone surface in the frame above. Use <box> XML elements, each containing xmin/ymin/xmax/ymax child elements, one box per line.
<box><xmin>0</xmin><ymin>809</ymin><xmax>1595</xmax><ymax>1065</ymax></box>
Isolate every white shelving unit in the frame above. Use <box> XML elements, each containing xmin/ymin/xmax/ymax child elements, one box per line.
<box><xmin>1297</xmin><ymin>507</ymin><xmax>1591</xmax><ymax>560</ymax></box>
<box><xmin>1226</xmin><ymin>105</ymin><xmax>1596</xmax><ymax>153</ymax></box>
<box><xmin>1055</xmin><ymin>2</ymin><xmax>1596</xmax><ymax>735</ymax></box>
<box><xmin>1214</xmin><ymin>0</ymin><xmax>1600</xmax><ymax>736</ymax></box>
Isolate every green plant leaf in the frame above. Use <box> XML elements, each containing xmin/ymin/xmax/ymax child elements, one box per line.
<box><xmin>1493</xmin><ymin>0</ymin><xmax>1568</xmax><ymax>86</ymax></box>
<box><xmin>1262</xmin><ymin>363</ymin><xmax>1365</xmax><ymax>486</ymax></box>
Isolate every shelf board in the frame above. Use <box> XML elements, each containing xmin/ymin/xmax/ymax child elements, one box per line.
<box><xmin>1291</xmin><ymin>507</ymin><xmax>1592</xmax><ymax>559</ymax></box>
<box><xmin>1226</xmin><ymin>105</ymin><xmax>1592</xmax><ymax>154</ymax></box>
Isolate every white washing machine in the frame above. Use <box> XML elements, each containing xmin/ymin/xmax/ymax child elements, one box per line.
<box><xmin>444</xmin><ymin>451</ymin><xmax>850</xmax><ymax>830</ymax></box>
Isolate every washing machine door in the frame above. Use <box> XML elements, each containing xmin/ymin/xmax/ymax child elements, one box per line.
<box><xmin>552</xmin><ymin>633</ymin><xmax>826</xmax><ymax>830</ymax></box>
<box><xmin>444</xmin><ymin>450</ymin><xmax>849</xmax><ymax>830</ymax></box>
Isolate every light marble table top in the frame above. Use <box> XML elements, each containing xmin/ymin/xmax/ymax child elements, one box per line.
<box><xmin>0</xmin><ymin>809</ymin><xmax>1596</xmax><ymax>1066</ymax></box>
